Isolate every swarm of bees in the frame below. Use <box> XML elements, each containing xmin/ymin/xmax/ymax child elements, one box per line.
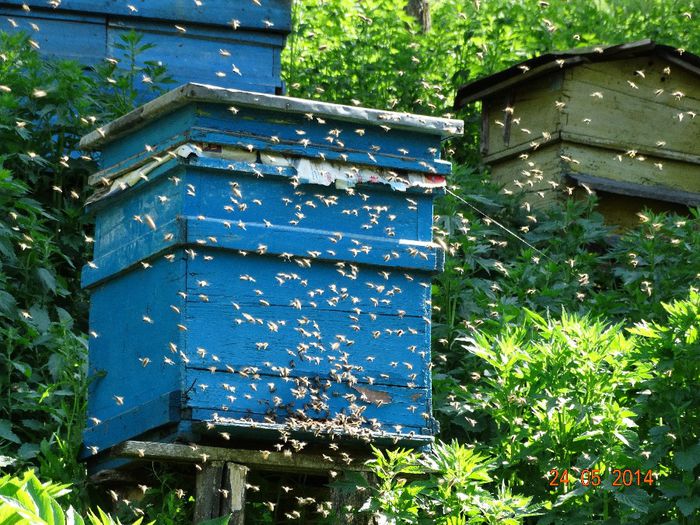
<box><xmin>13</xmin><ymin>0</ymin><xmax>697</xmax><ymax>521</ymax></box>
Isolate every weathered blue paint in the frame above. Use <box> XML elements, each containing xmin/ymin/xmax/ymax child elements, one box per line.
<box><xmin>0</xmin><ymin>0</ymin><xmax>291</xmax><ymax>93</ymax></box>
<box><xmin>4</xmin><ymin>1</ymin><xmax>293</xmax><ymax>30</ymax></box>
<box><xmin>80</xmin><ymin>84</ymin><xmax>462</xmax><ymax>460</ymax></box>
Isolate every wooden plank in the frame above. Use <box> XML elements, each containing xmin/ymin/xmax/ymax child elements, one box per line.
<box><xmin>563</xmin><ymin>61</ymin><xmax>700</xmax><ymax>157</ymax></box>
<box><xmin>564</xmin><ymin>172</ymin><xmax>700</xmax><ymax>206</ymax></box>
<box><xmin>221</xmin><ymin>463</ymin><xmax>247</xmax><ymax>525</ymax></box>
<box><xmin>566</xmin><ymin>56</ymin><xmax>700</xmax><ymax>105</ymax></box>
<box><xmin>331</xmin><ymin>472</ymin><xmax>373</xmax><ymax>525</ymax></box>
<box><xmin>194</xmin><ymin>461</ymin><xmax>225</xmax><ymax>524</ymax></box>
<box><xmin>90</xmin><ymin>107</ymin><xmax>452</xmax><ymax>178</ymax></box>
<box><xmin>1</xmin><ymin>0</ymin><xmax>293</xmax><ymax>32</ymax></box>
<box><xmin>83</xmin><ymin>212</ymin><xmax>440</xmax><ymax>289</ymax></box>
<box><xmin>560</xmin><ymin>142</ymin><xmax>700</xmax><ymax>194</ymax></box>
<box><xmin>113</xmin><ymin>440</ymin><xmax>372</xmax><ymax>473</ymax></box>
<box><xmin>81</xmin><ymin>391</ymin><xmax>180</xmax><ymax>458</ymax></box>
<box><xmin>185</xmin><ymin>368</ymin><xmax>431</xmax><ymax>439</ymax></box>
<box><xmin>185</xmin><ymin>217</ymin><xmax>442</xmax><ymax>272</ymax></box>
<box><xmin>483</xmin><ymin>130</ymin><xmax>561</xmax><ymax>163</ymax></box>
<box><xmin>0</xmin><ymin>9</ymin><xmax>106</xmax><ymax>64</ymax></box>
<box><xmin>480</xmin><ymin>102</ymin><xmax>489</xmax><ymax>155</ymax></box>
<box><xmin>455</xmin><ymin>56</ymin><xmax>584</xmax><ymax>106</ymax></box>
<box><xmin>183</xmin><ymin>305</ymin><xmax>430</xmax><ymax>387</ymax></box>
<box><xmin>107</xmin><ymin>23</ymin><xmax>282</xmax><ymax>94</ymax></box>
<box><xmin>184</xmin><ymin>247</ymin><xmax>431</xmax><ymax>317</ymax></box>
<box><xmin>188</xmin><ymin>128</ymin><xmax>452</xmax><ymax>176</ymax></box>
<box><xmin>560</xmin><ymin>130</ymin><xmax>700</xmax><ymax>166</ymax></box>
<box><xmin>485</xmin><ymin>86</ymin><xmax>563</xmax><ymax>159</ymax></box>
<box><xmin>91</xmin><ymin>168</ymin><xmax>183</xmax><ymax>260</ymax></box>
<box><xmin>85</xmin><ymin>257</ymin><xmax>185</xmax><ymax>426</ymax></box>
<box><xmin>489</xmin><ymin>142</ymin><xmax>565</xmax><ymax>209</ymax></box>
<box><xmin>584</xmin><ymin>187</ymin><xmax>691</xmax><ymax>229</ymax></box>
<box><xmin>184</xmin><ymin>159</ymin><xmax>434</xmax><ymax>242</ymax></box>
<box><xmin>90</xmin><ymin>104</ymin><xmax>197</xmax><ymax>185</ymax></box>
<box><xmin>80</xmin><ymin>83</ymin><xmax>464</xmax><ymax>150</ymax></box>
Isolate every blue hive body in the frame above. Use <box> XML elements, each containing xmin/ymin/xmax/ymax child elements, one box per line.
<box><xmin>80</xmin><ymin>83</ymin><xmax>463</xmax><ymax>460</ymax></box>
<box><xmin>0</xmin><ymin>0</ymin><xmax>291</xmax><ymax>93</ymax></box>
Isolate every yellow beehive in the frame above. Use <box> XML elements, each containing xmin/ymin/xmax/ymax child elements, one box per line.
<box><xmin>455</xmin><ymin>39</ymin><xmax>700</xmax><ymax>226</ymax></box>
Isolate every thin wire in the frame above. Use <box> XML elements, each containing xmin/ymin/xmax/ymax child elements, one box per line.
<box><xmin>445</xmin><ymin>187</ymin><xmax>550</xmax><ymax>260</ymax></box>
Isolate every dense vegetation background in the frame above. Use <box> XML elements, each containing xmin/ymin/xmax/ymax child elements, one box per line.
<box><xmin>1</xmin><ymin>0</ymin><xmax>699</xmax><ymax>523</ymax></box>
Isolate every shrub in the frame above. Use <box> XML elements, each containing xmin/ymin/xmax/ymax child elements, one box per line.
<box><xmin>366</xmin><ymin>441</ymin><xmax>540</xmax><ymax>524</ymax></box>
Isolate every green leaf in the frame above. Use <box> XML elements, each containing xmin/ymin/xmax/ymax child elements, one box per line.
<box><xmin>0</xmin><ymin>419</ymin><xmax>20</xmax><ymax>444</ymax></box>
<box><xmin>29</xmin><ymin>304</ymin><xmax>51</xmax><ymax>332</ymax></box>
<box><xmin>677</xmin><ymin>497</ymin><xmax>700</xmax><ymax>517</ymax></box>
<box><xmin>674</xmin><ymin>442</ymin><xmax>700</xmax><ymax>472</ymax></box>
<box><xmin>18</xmin><ymin>443</ymin><xmax>40</xmax><ymax>460</ymax></box>
<box><xmin>0</xmin><ymin>290</ymin><xmax>17</xmax><ymax>316</ymax></box>
<box><xmin>37</xmin><ymin>268</ymin><xmax>56</xmax><ymax>294</ymax></box>
<box><xmin>613</xmin><ymin>487</ymin><xmax>650</xmax><ymax>513</ymax></box>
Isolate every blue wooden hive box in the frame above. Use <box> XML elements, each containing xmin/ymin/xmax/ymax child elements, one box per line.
<box><xmin>0</xmin><ymin>0</ymin><xmax>291</xmax><ymax>94</ymax></box>
<box><xmin>79</xmin><ymin>83</ymin><xmax>463</xmax><ymax>460</ymax></box>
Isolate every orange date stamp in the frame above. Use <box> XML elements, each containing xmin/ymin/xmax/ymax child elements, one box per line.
<box><xmin>548</xmin><ymin>468</ymin><xmax>655</xmax><ymax>488</ymax></box>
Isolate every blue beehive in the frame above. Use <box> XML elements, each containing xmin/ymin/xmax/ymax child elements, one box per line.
<box><xmin>79</xmin><ymin>83</ymin><xmax>463</xmax><ymax>460</ymax></box>
<box><xmin>0</xmin><ymin>0</ymin><xmax>291</xmax><ymax>94</ymax></box>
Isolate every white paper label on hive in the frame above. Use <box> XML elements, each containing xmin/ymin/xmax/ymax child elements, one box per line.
<box><xmin>294</xmin><ymin>157</ymin><xmax>445</xmax><ymax>191</ymax></box>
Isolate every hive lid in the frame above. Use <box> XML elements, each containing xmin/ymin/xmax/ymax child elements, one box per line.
<box><xmin>80</xmin><ymin>83</ymin><xmax>464</xmax><ymax>150</ymax></box>
<box><xmin>454</xmin><ymin>39</ymin><xmax>700</xmax><ymax>108</ymax></box>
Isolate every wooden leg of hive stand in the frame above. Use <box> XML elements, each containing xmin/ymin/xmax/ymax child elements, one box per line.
<box><xmin>193</xmin><ymin>461</ymin><xmax>247</xmax><ymax>525</ymax></box>
<box><xmin>330</xmin><ymin>471</ymin><xmax>374</xmax><ymax>525</ymax></box>
<box><xmin>194</xmin><ymin>461</ymin><xmax>224</xmax><ymax>524</ymax></box>
<box><xmin>221</xmin><ymin>463</ymin><xmax>248</xmax><ymax>525</ymax></box>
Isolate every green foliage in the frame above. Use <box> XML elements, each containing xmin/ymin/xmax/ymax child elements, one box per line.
<box><xmin>627</xmin><ymin>291</ymin><xmax>700</xmax><ymax>523</ymax></box>
<box><xmin>366</xmin><ymin>441</ymin><xmax>540</xmax><ymax>524</ymax></box>
<box><xmin>430</xmin><ymin>167</ymin><xmax>700</xmax><ymax>522</ymax></box>
<box><xmin>0</xmin><ymin>470</ymin><xmax>149</xmax><ymax>525</ymax></box>
<box><xmin>0</xmin><ymin>29</ymin><xmax>172</xmax><ymax>509</ymax></box>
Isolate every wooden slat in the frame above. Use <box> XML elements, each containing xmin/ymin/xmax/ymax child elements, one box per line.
<box><xmin>221</xmin><ymin>463</ymin><xmax>247</xmax><ymax>525</ymax></box>
<box><xmin>84</xmin><ymin>257</ymin><xmax>186</xmax><ymax>437</ymax></box>
<box><xmin>194</xmin><ymin>461</ymin><xmax>225</xmax><ymax>524</ymax></box>
<box><xmin>80</xmin><ymin>83</ymin><xmax>464</xmax><ymax>150</ymax></box>
<box><xmin>564</xmin><ymin>172</ymin><xmax>700</xmax><ymax>206</ymax></box>
<box><xmin>82</xmin><ymin>391</ymin><xmax>181</xmax><ymax>458</ymax></box>
<box><xmin>0</xmin><ymin>0</ymin><xmax>293</xmax><ymax>32</ymax></box>
<box><xmin>186</xmin><ymin>367</ymin><xmax>430</xmax><ymax>433</ymax></box>
<box><xmin>455</xmin><ymin>56</ymin><xmax>584</xmax><ymax>106</ymax></box>
<box><xmin>560</xmin><ymin>130</ymin><xmax>700</xmax><ymax>166</ymax></box>
<box><xmin>560</xmin><ymin>142</ymin><xmax>700</xmax><ymax>195</ymax></box>
<box><xmin>0</xmin><ymin>9</ymin><xmax>107</xmax><ymax>64</ymax></box>
<box><xmin>107</xmin><ymin>23</ymin><xmax>282</xmax><ymax>93</ymax></box>
<box><xmin>113</xmin><ymin>440</ymin><xmax>371</xmax><ymax>473</ymax></box>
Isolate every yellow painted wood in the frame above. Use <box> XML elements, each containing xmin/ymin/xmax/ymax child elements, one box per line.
<box><xmin>483</xmin><ymin>71</ymin><xmax>564</xmax><ymax>158</ymax></box>
<box><xmin>489</xmin><ymin>143</ymin><xmax>566</xmax><ymax>209</ymax></box>
<box><xmin>565</xmin><ymin>57</ymin><xmax>700</xmax><ymax>106</ymax></box>
<box><xmin>560</xmin><ymin>143</ymin><xmax>700</xmax><ymax>193</ymax></box>
<box><xmin>562</xmin><ymin>78</ymin><xmax>700</xmax><ymax>157</ymax></box>
<box><xmin>592</xmin><ymin>191</ymin><xmax>690</xmax><ymax>229</ymax></box>
<box><xmin>481</xmin><ymin>54</ymin><xmax>700</xmax><ymax>227</ymax></box>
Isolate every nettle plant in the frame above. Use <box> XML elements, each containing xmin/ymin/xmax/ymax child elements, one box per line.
<box><xmin>365</xmin><ymin>441</ymin><xmax>540</xmax><ymax>525</ymax></box>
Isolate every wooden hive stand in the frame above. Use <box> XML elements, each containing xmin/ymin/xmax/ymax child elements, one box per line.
<box><xmin>111</xmin><ymin>440</ymin><xmax>375</xmax><ymax>524</ymax></box>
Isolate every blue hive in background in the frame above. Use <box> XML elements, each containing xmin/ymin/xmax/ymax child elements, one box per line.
<box><xmin>0</xmin><ymin>0</ymin><xmax>291</xmax><ymax>94</ymax></box>
<box><xmin>79</xmin><ymin>83</ymin><xmax>463</xmax><ymax>461</ymax></box>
